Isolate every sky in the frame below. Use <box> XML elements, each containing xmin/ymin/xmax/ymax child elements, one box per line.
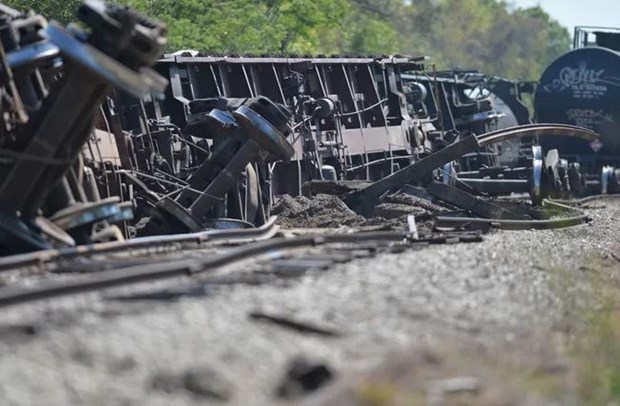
<box><xmin>509</xmin><ymin>0</ymin><xmax>620</xmax><ymax>33</ymax></box>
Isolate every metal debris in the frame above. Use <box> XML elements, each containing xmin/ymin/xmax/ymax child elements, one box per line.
<box><xmin>249</xmin><ymin>312</ymin><xmax>342</xmax><ymax>337</ymax></box>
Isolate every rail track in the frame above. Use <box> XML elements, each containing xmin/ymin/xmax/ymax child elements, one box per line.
<box><xmin>0</xmin><ymin>217</ymin><xmax>281</xmax><ymax>273</ymax></box>
<box><xmin>0</xmin><ymin>194</ymin><xmax>609</xmax><ymax>310</ymax></box>
<box><xmin>0</xmin><ymin>228</ymin><xmax>490</xmax><ymax>309</ymax></box>
<box><xmin>434</xmin><ymin>199</ymin><xmax>592</xmax><ymax>230</ymax></box>
<box><xmin>0</xmin><ymin>181</ymin><xmax>612</xmax><ymax>311</ymax></box>
<box><xmin>476</xmin><ymin>123</ymin><xmax>599</xmax><ymax>147</ymax></box>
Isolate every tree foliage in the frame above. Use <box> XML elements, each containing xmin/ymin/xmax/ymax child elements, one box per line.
<box><xmin>416</xmin><ymin>0</ymin><xmax>571</xmax><ymax>79</ymax></box>
<box><xmin>2</xmin><ymin>0</ymin><xmax>571</xmax><ymax>80</ymax></box>
<box><xmin>3</xmin><ymin>0</ymin><xmax>81</xmax><ymax>24</ymax></box>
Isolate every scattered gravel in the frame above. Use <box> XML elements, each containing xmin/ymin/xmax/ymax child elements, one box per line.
<box><xmin>0</xmin><ymin>201</ymin><xmax>616</xmax><ymax>405</ymax></box>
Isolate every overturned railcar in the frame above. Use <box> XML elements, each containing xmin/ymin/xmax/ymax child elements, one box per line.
<box><xmin>115</xmin><ymin>54</ymin><xmax>506</xmax><ymax>195</ymax></box>
<box><xmin>535</xmin><ymin>27</ymin><xmax>620</xmax><ymax>169</ymax></box>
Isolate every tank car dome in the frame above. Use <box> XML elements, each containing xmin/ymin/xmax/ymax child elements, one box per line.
<box><xmin>534</xmin><ymin>47</ymin><xmax>620</xmax><ymax>156</ymax></box>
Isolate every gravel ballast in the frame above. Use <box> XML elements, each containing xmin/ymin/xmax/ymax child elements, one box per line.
<box><xmin>0</xmin><ymin>201</ymin><xmax>617</xmax><ymax>405</ymax></box>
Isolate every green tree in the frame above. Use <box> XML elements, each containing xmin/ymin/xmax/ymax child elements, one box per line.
<box><xmin>402</xmin><ymin>0</ymin><xmax>571</xmax><ymax>79</ymax></box>
<box><xmin>122</xmin><ymin>0</ymin><xmax>348</xmax><ymax>53</ymax></box>
<box><xmin>3</xmin><ymin>0</ymin><xmax>81</xmax><ymax>24</ymax></box>
<box><xmin>1</xmin><ymin>0</ymin><xmax>570</xmax><ymax>80</ymax></box>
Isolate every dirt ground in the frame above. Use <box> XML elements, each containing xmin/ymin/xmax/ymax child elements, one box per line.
<box><xmin>0</xmin><ymin>199</ymin><xmax>617</xmax><ymax>406</ymax></box>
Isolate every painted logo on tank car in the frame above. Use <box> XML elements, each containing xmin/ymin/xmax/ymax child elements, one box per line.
<box><xmin>535</xmin><ymin>48</ymin><xmax>620</xmax><ymax>155</ymax></box>
<box><xmin>554</xmin><ymin>62</ymin><xmax>607</xmax><ymax>99</ymax></box>
<box><xmin>559</xmin><ymin>63</ymin><xmax>604</xmax><ymax>88</ymax></box>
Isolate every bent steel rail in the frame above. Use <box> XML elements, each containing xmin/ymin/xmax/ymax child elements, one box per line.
<box><xmin>477</xmin><ymin>123</ymin><xmax>599</xmax><ymax>147</ymax></box>
<box><xmin>0</xmin><ymin>217</ymin><xmax>280</xmax><ymax>272</ymax></box>
<box><xmin>0</xmin><ymin>231</ymin><xmax>414</xmax><ymax>308</ymax></box>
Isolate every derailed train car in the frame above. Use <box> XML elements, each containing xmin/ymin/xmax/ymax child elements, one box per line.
<box><xmin>99</xmin><ymin>54</ymin><xmax>544</xmax><ymax>238</ymax></box>
<box><xmin>114</xmin><ymin>54</ymin><xmax>508</xmax><ymax>196</ymax></box>
<box><xmin>0</xmin><ymin>0</ymin><xmax>602</xmax><ymax>256</ymax></box>
<box><xmin>535</xmin><ymin>27</ymin><xmax>620</xmax><ymax>169</ymax></box>
<box><xmin>0</xmin><ymin>0</ymin><xmax>604</xmax><ymax>260</ymax></box>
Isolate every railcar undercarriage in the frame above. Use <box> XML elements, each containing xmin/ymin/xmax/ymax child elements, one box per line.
<box><xmin>0</xmin><ymin>1</ymin><xmax>615</xmax><ymax>282</ymax></box>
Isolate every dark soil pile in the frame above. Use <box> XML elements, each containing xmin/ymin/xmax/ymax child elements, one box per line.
<box><xmin>272</xmin><ymin>190</ymin><xmax>444</xmax><ymax>229</ymax></box>
<box><xmin>272</xmin><ymin>194</ymin><xmax>366</xmax><ymax>228</ymax></box>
